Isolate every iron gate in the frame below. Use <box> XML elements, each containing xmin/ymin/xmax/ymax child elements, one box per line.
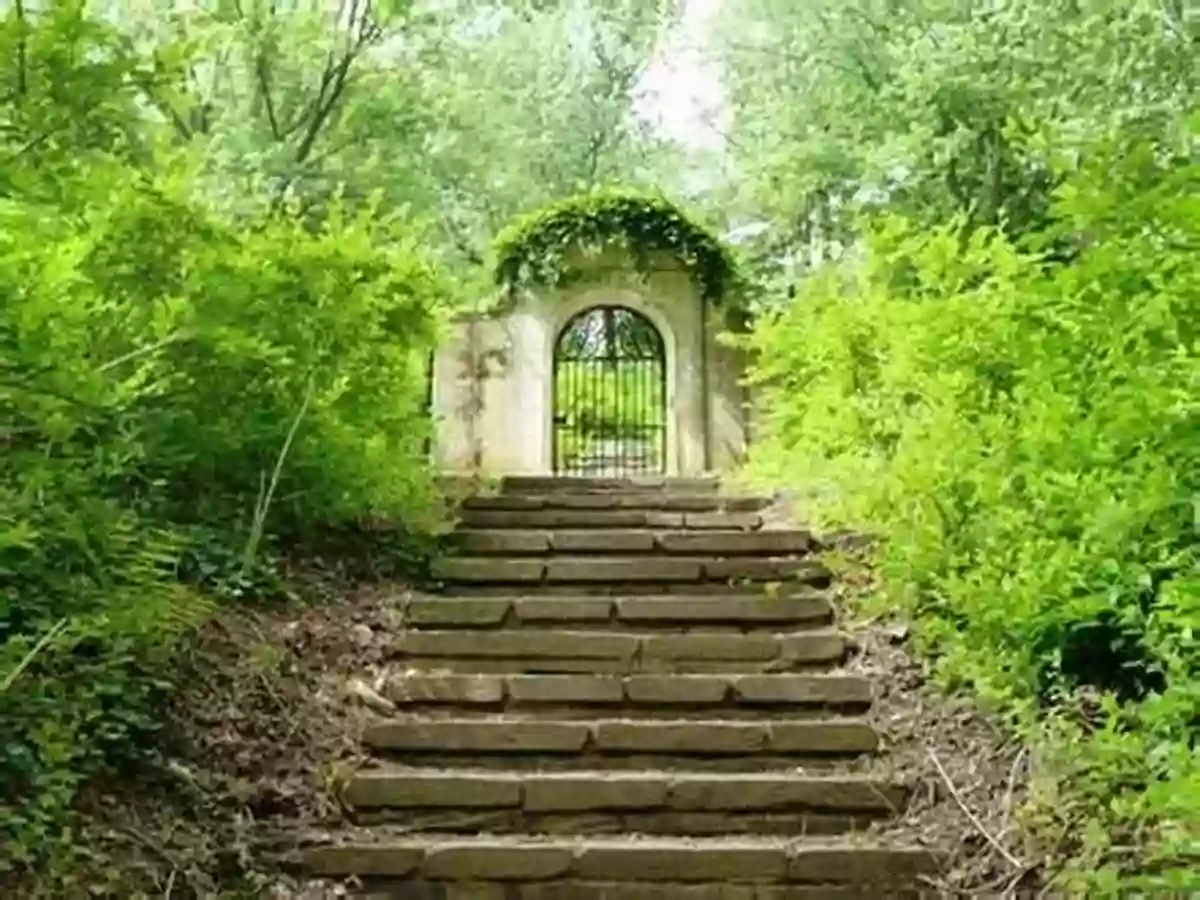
<box><xmin>552</xmin><ymin>306</ymin><xmax>666</xmax><ymax>476</ymax></box>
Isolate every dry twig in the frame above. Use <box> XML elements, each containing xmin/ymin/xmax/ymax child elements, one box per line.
<box><xmin>1001</xmin><ymin>746</ymin><xmax>1028</xmax><ymax>837</ymax></box>
<box><xmin>928</xmin><ymin>748</ymin><xmax>1025</xmax><ymax>870</ymax></box>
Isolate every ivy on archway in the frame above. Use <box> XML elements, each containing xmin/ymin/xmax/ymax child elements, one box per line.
<box><xmin>492</xmin><ymin>188</ymin><xmax>739</xmax><ymax>303</ymax></box>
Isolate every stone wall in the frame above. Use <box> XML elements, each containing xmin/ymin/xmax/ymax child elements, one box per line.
<box><xmin>432</xmin><ymin>249</ymin><xmax>749</xmax><ymax>476</ymax></box>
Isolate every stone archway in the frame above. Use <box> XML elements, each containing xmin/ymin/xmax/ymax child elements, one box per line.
<box><xmin>552</xmin><ymin>305</ymin><xmax>667</xmax><ymax>476</ymax></box>
<box><xmin>431</xmin><ymin>246</ymin><xmax>750</xmax><ymax>477</ymax></box>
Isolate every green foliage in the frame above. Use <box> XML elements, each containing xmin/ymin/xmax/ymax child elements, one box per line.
<box><xmin>717</xmin><ymin>1</ymin><xmax>1198</xmax><ymax>889</ymax></box>
<box><xmin>406</xmin><ymin>0</ymin><xmax>683</xmax><ymax>268</ymax></box>
<box><xmin>715</xmin><ymin>0</ymin><xmax>1195</xmax><ymax>279</ymax></box>
<box><xmin>0</xmin><ymin>0</ymin><xmax>694</xmax><ymax>877</ymax></box>
<box><xmin>115</xmin><ymin>0</ymin><xmax>683</xmax><ymax>283</ymax></box>
<box><xmin>493</xmin><ymin>188</ymin><xmax>739</xmax><ymax>302</ymax></box>
<box><xmin>12</xmin><ymin>0</ymin><xmax>1196</xmax><ymax>892</ymax></box>
<box><xmin>745</xmin><ymin>129</ymin><xmax>1199</xmax><ymax>890</ymax></box>
<box><xmin>0</xmin><ymin>3</ymin><xmax>449</xmax><ymax>872</ymax></box>
<box><xmin>0</xmin><ymin>0</ymin><xmax>692</xmax><ymax>885</ymax></box>
<box><xmin>0</xmin><ymin>160</ymin><xmax>447</xmax><ymax>872</ymax></box>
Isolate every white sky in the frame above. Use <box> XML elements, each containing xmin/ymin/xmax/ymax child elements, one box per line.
<box><xmin>634</xmin><ymin>0</ymin><xmax>728</xmax><ymax>152</ymax></box>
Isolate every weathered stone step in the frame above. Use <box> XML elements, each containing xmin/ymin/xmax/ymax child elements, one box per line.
<box><xmin>499</xmin><ymin>476</ymin><xmax>722</xmax><ymax>494</ymax></box>
<box><xmin>462</xmin><ymin>494</ymin><xmax>770</xmax><ymax>512</ymax></box>
<box><xmin>387</xmin><ymin>673</ymin><xmax>871</xmax><ymax>712</ymax></box>
<box><xmin>363</xmin><ymin>717</ymin><xmax>879</xmax><ymax>756</ymax></box>
<box><xmin>432</xmin><ymin>556</ymin><xmax>831</xmax><ymax>587</ymax></box>
<box><xmin>350</xmin><ymin>806</ymin><xmax>883</xmax><ymax>838</ymax></box>
<box><xmin>305</xmin><ymin>835</ymin><xmax>941</xmax><ymax>886</ymax></box>
<box><xmin>458</xmin><ymin>509</ymin><xmax>769</xmax><ymax>530</ymax></box>
<box><xmin>352</xmin><ymin>883</ymin><xmax>936</xmax><ymax>900</ymax></box>
<box><xmin>392</xmin><ymin>629</ymin><xmax>846</xmax><ymax>674</ymax></box>
<box><xmin>404</xmin><ymin>594</ymin><xmax>834</xmax><ymax>629</ymax></box>
<box><xmin>385</xmin><ymin>659</ymin><xmax>844</xmax><ymax>676</ymax></box>
<box><xmin>359</xmin><ymin>753</ymin><xmax>857</xmax><ymax>774</ymax></box>
<box><xmin>345</xmin><ymin>769</ymin><xmax>901</xmax><ymax>834</ymax></box>
<box><xmin>344</xmin><ymin>769</ymin><xmax>906</xmax><ymax>816</ymax></box>
<box><xmin>452</xmin><ymin>529</ymin><xmax>815</xmax><ymax>557</ymax></box>
<box><xmin>451</xmin><ymin>582</ymin><xmax>830</xmax><ymax>597</ymax></box>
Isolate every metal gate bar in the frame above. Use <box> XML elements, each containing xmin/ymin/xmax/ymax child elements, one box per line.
<box><xmin>553</xmin><ymin>306</ymin><xmax>666</xmax><ymax>477</ymax></box>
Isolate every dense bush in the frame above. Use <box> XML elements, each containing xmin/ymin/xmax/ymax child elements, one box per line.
<box><xmin>0</xmin><ymin>156</ymin><xmax>446</xmax><ymax>872</ymax></box>
<box><xmin>744</xmin><ymin>128</ymin><xmax>1198</xmax><ymax>891</ymax></box>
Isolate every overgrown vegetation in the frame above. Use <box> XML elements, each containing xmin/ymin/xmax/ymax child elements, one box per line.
<box><xmin>1</xmin><ymin>0</ymin><xmax>691</xmax><ymax>886</ymax></box>
<box><xmin>493</xmin><ymin>188</ymin><xmax>738</xmax><ymax>302</ymax></box>
<box><xmin>0</xmin><ymin>145</ymin><xmax>445</xmax><ymax>877</ymax></box>
<box><xmin>3</xmin><ymin>0</ymin><xmax>1196</xmax><ymax>894</ymax></box>
<box><xmin>721</xmin><ymin>0</ymin><xmax>1198</xmax><ymax>891</ymax></box>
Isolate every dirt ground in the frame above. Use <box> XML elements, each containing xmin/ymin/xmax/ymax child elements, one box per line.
<box><xmin>829</xmin><ymin>544</ymin><xmax>1046</xmax><ymax>898</ymax></box>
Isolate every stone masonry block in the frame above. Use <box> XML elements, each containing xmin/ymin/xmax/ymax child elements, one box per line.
<box><xmin>387</xmin><ymin>673</ymin><xmax>506</xmax><ymax>705</ymax></box>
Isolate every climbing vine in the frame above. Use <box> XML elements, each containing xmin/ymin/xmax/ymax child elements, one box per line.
<box><xmin>492</xmin><ymin>188</ymin><xmax>739</xmax><ymax>303</ymax></box>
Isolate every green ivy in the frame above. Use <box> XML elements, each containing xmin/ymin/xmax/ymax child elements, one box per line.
<box><xmin>492</xmin><ymin>188</ymin><xmax>739</xmax><ymax>303</ymax></box>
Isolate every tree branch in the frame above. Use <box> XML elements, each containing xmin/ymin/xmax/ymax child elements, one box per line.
<box><xmin>247</xmin><ymin>0</ymin><xmax>285</xmax><ymax>142</ymax></box>
<box><xmin>292</xmin><ymin>51</ymin><xmax>355</xmax><ymax>165</ymax></box>
<box><xmin>131</xmin><ymin>52</ymin><xmax>189</xmax><ymax>140</ymax></box>
<box><xmin>289</xmin><ymin>0</ymin><xmax>381</xmax><ymax>165</ymax></box>
<box><xmin>583</xmin><ymin>128</ymin><xmax>606</xmax><ymax>186</ymax></box>
<box><xmin>267</xmin><ymin>0</ymin><xmax>385</xmax><ymax>211</ymax></box>
<box><xmin>255</xmin><ymin>53</ymin><xmax>283</xmax><ymax>141</ymax></box>
<box><xmin>1</xmin><ymin>131</ymin><xmax>52</xmax><ymax>165</ymax></box>
<box><xmin>928</xmin><ymin>749</ymin><xmax>1025</xmax><ymax>871</ymax></box>
<box><xmin>14</xmin><ymin>0</ymin><xmax>28</xmax><ymax>98</ymax></box>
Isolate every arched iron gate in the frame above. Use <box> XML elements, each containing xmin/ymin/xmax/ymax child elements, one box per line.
<box><xmin>552</xmin><ymin>306</ymin><xmax>666</xmax><ymax>476</ymax></box>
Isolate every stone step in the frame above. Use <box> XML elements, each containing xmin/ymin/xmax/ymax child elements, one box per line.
<box><xmin>345</xmin><ymin>770</ymin><xmax>903</xmax><ymax>836</ymax></box>
<box><xmin>344</xmin><ymin>769</ymin><xmax>906</xmax><ymax>817</ymax></box>
<box><xmin>351</xmin><ymin>809</ymin><xmax>885</xmax><ymax>839</ymax></box>
<box><xmin>451</xmin><ymin>529</ymin><xmax>815</xmax><ymax>557</ymax></box>
<box><xmin>363</xmin><ymin>716</ymin><xmax>879</xmax><ymax>757</ymax></box>
<box><xmin>450</xmin><ymin>582</ymin><xmax>833</xmax><ymax>597</ymax></box>
<box><xmin>305</xmin><ymin>835</ymin><xmax>941</xmax><ymax>886</ymax></box>
<box><xmin>462</xmin><ymin>494</ymin><xmax>771</xmax><ymax>513</ymax></box>
<box><xmin>352</xmin><ymin>884</ymin><xmax>938</xmax><ymax>900</ymax></box>
<box><xmin>432</xmin><ymin>556</ymin><xmax>831</xmax><ymax>587</ymax></box>
<box><xmin>356</xmin><ymin>754</ymin><xmax>860</xmax><ymax>774</ymax></box>
<box><xmin>499</xmin><ymin>476</ymin><xmax>722</xmax><ymax>494</ymax></box>
<box><xmin>391</xmin><ymin>629</ymin><xmax>846</xmax><ymax>674</ymax></box>
<box><xmin>458</xmin><ymin>509</ymin><xmax>769</xmax><ymax>530</ymax></box>
<box><xmin>386</xmin><ymin>673</ymin><xmax>871</xmax><ymax>712</ymax></box>
<box><xmin>403</xmin><ymin>594</ymin><xmax>835</xmax><ymax>629</ymax></box>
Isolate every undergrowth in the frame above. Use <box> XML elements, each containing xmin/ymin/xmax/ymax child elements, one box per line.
<box><xmin>11</xmin><ymin>569</ymin><xmax>409</xmax><ymax>899</ymax></box>
<box><xmin>744</xmin><ymin>127</ymin><xmax>1199</xmax><ymax>893</ymax></box>
<box><xmin>0</xmin><ymin>153</ymin><xmax>448</xmax><ymax>880</ymax></box>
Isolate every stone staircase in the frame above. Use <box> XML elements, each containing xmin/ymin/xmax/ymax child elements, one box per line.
<box><xmin>305</xmin><ymin>477</ymin><xmax>938</xmax><ymax>898</ymax></box>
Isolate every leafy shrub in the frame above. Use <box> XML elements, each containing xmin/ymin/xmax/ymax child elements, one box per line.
<box><xmin>0</xmin><ymin>156</ymin><xmax>447</xmax><ymax>872</ymax></box>
<box><xmin>744</xmin><ymin>127</ymin><xmax>1199</xmax><ymax>891</ymax></box>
